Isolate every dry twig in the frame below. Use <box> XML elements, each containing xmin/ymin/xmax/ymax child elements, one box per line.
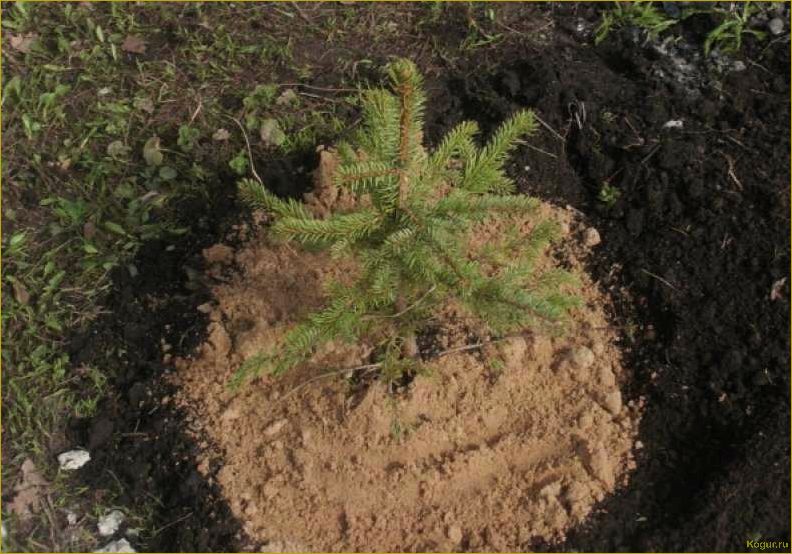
<box><xmin>227</xmin><ymin>115</ymin><xmax>263</xmax><ymax>186</ymax></box>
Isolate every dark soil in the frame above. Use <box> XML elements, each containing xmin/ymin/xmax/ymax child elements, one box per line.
<box><xmin>67</xmin><ymin>3</ymin><xmax>789</xmax><ymax>552</ymax></box>
<box><xmin>441</xmin><ymin>7</ymin><xmax>790</xmax><ymax>551</ymax></box>
<box><xmin>65</xmin><ymin>181</ymin><xmax>246</xmax><ymax>551</ymax></box>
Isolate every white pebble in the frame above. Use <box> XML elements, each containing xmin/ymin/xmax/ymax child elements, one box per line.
<box><xmin>57</xmin><ymin>449</ymin><xmax>91</xmax><ymax>470</ymax></box>
<box><xmin>98</xmin><ymin>510</ymin><xmax>125</xmax><ymax>537</ymax></box>
<box><xmin>94</xmin><ymin>538</ymin><xmax>135</xmax><ymax>553</ymax></box>
<box><xmin>768</xmin><ymin>17</ymin><xmax>784</xmax><ymax>35</ymax></box>
<box><xmin>583</xmin><ymin>227</ymin><xmax>601</xmax><ymax>247</ymax></box>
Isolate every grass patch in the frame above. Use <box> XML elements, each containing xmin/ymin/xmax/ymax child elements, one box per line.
<box><xmin>1</xmin><ymin>3</ymin><xmax>350</xmax><ymax>549</ymax></box>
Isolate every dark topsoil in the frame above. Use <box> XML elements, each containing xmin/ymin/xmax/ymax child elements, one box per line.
<box><xmin>64</xmin><ymin>4</ymin><xmax>789</xmax><ymax>552</ymax></box>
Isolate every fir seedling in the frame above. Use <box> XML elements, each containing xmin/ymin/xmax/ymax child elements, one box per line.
<box><xmin>235</xmin><ymin>59</ymin><xmax>578</xmax><ymax>384</ymax></box>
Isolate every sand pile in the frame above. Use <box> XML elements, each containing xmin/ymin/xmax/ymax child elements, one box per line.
<box><xmin>169</xmin><ymin>152</ymin><xmax>642</xmax><ymax>551</ymax></box>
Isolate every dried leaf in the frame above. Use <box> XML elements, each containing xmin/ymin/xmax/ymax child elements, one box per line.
<box><xmin>107</xmin><ymin>140</ymin><xmax>130</xmax><ymax>158</ymax></box>
<box><xmin>20</xmin><ymin>459</ymin><xmax>47</xmax><ymax>487</ymax></box>
<box><xmin>12</xmin><ymin>281</ymin><xmax>30</xmax><ymax>305</ymax></box>
<box><xmin>8</xmin><ymin>458</ymin><xmax>47</xmax><ymax>520</ymax></box>
<box><xmin>143</xmin><ymin>136</ymin><xmax>163</xmax><ymax>166</ymax></box>
<box><xmin>9</xmin><ymin>484</ymin><xmax>40</xmax><ymax>519</ymax></box>
<box><xmin>770</xmin><ymin>277</ymin><xmax>787</xmax><ymax>301</ymax></box>
<box><xmin>158</xmin><ymin>166</ymin><xmax>177</xmax><ymax>180</ymax></box>
<box><xmin>212</xmin><ymin>128</ymin><xmax>231</xmax><ymax>141</ymax></box>
<box><xmin>58</xmin><ymin>156</ymin><xmax>73</xmax><ymax>172</ymax></box>
<box><xmin>276</xmin><ymin>88</ymin><xmax>299</xmax><ymax>106</ymax></box>
<box><xmin>133</xmin><ymin>97</ymin><xmax>155</xmax><ymax>114</ymax></box>
<box><xmin>83</xmin><ymin>221</ymin><xmax>97</xmax><ymax>240</ymax></box>
<box><xmin>121</xmin><ymin>34</ymin><xmax>146</xmax><ymax>54</ymax></box>
<box><xmin>9</xmin><ymin>33</ymin><xmax>37</xmax><ymax>54</ymax></box>
<box><xmin>260</xmin><ymin>118</ymin><xmax>286</xmax><ymax>147</ymax></box>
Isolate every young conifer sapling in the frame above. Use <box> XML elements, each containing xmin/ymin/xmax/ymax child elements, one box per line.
<box><xmin>236</xmin><ymin>59</ymin><xmax>578</xmax><ymax>384</ymax></box>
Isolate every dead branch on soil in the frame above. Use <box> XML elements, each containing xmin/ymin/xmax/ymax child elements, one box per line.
<box><xmin>227</xmin><ymin>115</ymin><xmax>263</xmax><ymax>186</ymax></box>
<box><xmin>274</xmin><ymin>332</ymin><xmax>528</xmax><ymax>405</ymax></box>
<box><xmin>534</xmin><ymin>112</ymin><xmax>566</xmax><ymax>143</ymax></box>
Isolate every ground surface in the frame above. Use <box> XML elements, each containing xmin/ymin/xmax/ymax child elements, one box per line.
<box><xmin>2</xmin><ymin>2</ymin><xmax>789</xmax><ymax>553</ymax></box>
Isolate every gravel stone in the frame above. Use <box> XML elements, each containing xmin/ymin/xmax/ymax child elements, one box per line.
<box><xmin>94</xmin><ymin>538</ymin><xmax>135</xmax><ymax>553</ymax></box>
<box><xmin>98</xmin><ymin>510</ymin><xmax>125</xmax><ymax>537</ymax></box>
<box><xmin>768</xmin><ymin>18</ymin><xmax>784</xmax><ymax>36</ymax></box>
<box><xmin>57</xmin><ymin>449</ymin><xmax>90</xmax><ymax>470</ymax></box>
<box><xmin>583</xmin><ymin>227</ymin><xmax>601</xmax><ymax>247</ymax></box>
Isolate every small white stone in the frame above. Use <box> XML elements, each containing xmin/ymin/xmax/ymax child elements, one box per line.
<box><xmin>94</xmin><ymin>538</ymin><xmax>135</xmax><ymax>553</ymax></box>
<box><xmin>57</xmin><ymin>449</ymin><xmax>91</xmax><ymax>470</ymax></box>
<box><xmin>663</xmin><ymin>119</ymin><xmax>684</xmax><ymax>129</ymax></box>
<box><xmin>66</xmin><ymin>509</ymin><xmax>78</xmax><ymax>526</ymax></box>
<box><xmin>98</xmin><ymin>510</ymin><xmax>125</xmax><ymax>537</ymax></box>
<box><xmin>768</xmin><ymin>17</ymin><xmax>784</xmax><ymax>36</ymax></box>
<box><xmin>583</xmin><ymin>227</ymin><xmax>601</xmax><ymax>247</ymax></box>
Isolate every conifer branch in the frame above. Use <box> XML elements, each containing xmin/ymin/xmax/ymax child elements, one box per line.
<box><xmin>234</xmin><ymin>59</ymin><xmax>577</xmax><ymax>384</ymax></box>
<box><xmin>239</xmin><ymin>178</ymin><xmax>314</xmax><ymax>220</ymax></box>
<box><xmin>429</xmin><ymin>120</ymin><xmax>479</xmax><ymax>173</ymax></box>
<box><xmin>273</xmin><ymin>209</ymin><xmax>381</xmax><ymax>245</ymax></box>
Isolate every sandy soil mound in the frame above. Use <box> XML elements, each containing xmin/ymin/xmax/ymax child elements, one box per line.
<box><xmin>170</xmin><ymin>156</ymin><xmax>642</xmax><ymax>551</ymax></box>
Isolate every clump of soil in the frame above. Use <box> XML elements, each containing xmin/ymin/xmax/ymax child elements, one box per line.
<box><xmin>170</xmin><ymin>159</ymin><xmax>642</xmax><ymax>551</ymax></box>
